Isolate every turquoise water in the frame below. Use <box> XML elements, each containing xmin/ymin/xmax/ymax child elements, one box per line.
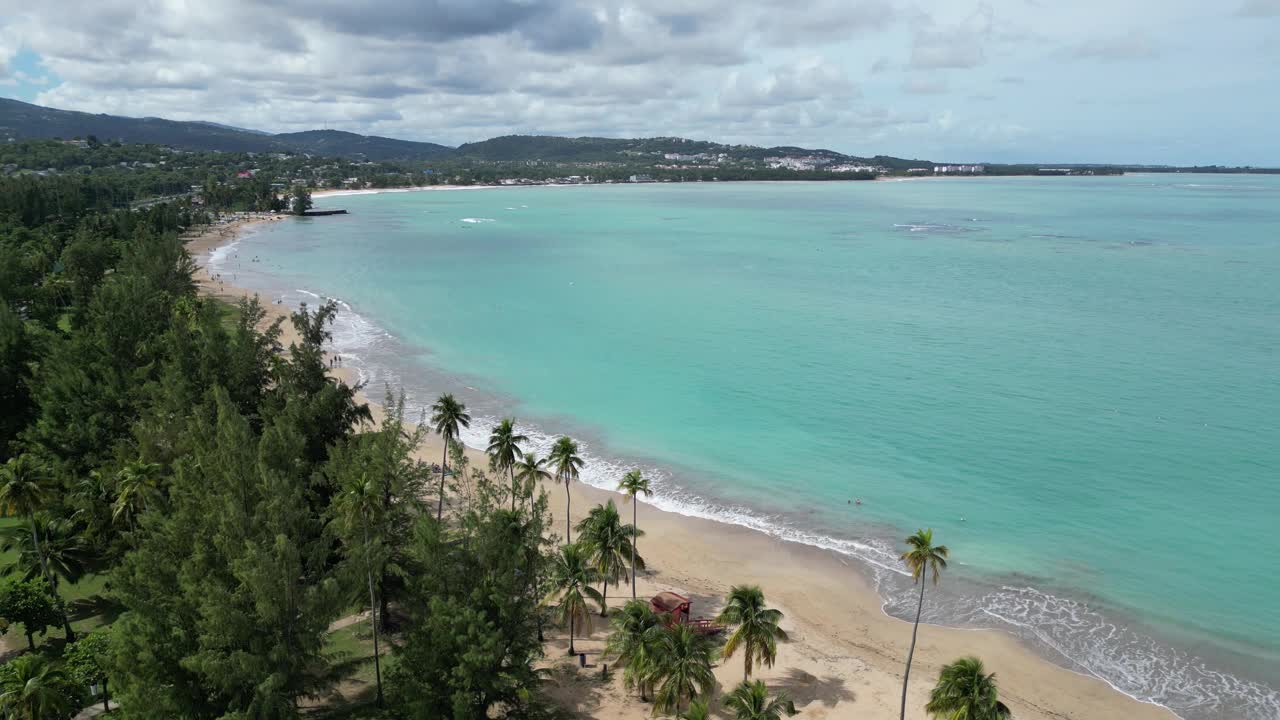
<box><xmin>213</xmin><ymin>177</ymin><xmax>1280</xmax><ymax>719</ymax></box>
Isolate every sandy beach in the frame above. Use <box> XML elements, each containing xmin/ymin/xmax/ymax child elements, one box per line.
<box><xmin>185</xmin><ymin>219</ymin><xmax>1176</xmax><ymax>720</ymax></box>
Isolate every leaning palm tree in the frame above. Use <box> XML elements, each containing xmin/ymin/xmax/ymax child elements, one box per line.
<box><xmin>605</xmin><ymin>599</ymin><xmax>663</xmax><ymax>701</ymax></box>
<box><xmin>544</xmin><ymin>543</ymin><xmax>602</xmax><ymax>656</ymax></box>
<box><xmin>651</xmin><ymin>623</ymin><xmax>718</xmax><ymax>714</ymax></box>
<box><xmin>617</xmin><ymin>469</ymin><xmax>652</xmax><ymax>599</ymax></box>
<box><xmin>926</xmin><ymin>657</ymin><xmax>1011</xmax><ymax>720</ymax></box>
<box><xmin>331</xmin><ymin>472</ymin><xmax>387</xmax><ymax>708</ymax></box>
<box><xmin>724</xmin><ymin>680</ymin><xmax>798</xmax><ymax>720</ymax></box>
<box><xmin>514</xmin><ymin>452</ymin><xmax>552</xmax><ymax>508</ymax></box>
<box><xmin>0</xmin><ymin>653</ymin><xmax>74</xmax><ymax>720</ymax></box>
<box><xmin>718</xmin><ymin>585</ymin><xmax>788</xmax><ymax>682</ymax></box>
<box><xmin>547</xmin><ymin>436</ymin><xmax>584</xmax><ymax>542</ymax></box>
<box><xmin>430</xmin><ymin>394</ymin><xmax>470</xmax><ymax>521</ymax></box>
<box><xmin>899</xmin><ymin>528</ymin><xmax>950</xmax><ymax>720</ymax></box>
<box><xmin>576</xmin><ymin>500</ymin><xmax>644</xmax><ymax>616</ymax></box>
<box><xmin>486</xmin><ymin>418</ymin><xmax>528</xmax><ymax>511</ymax></box>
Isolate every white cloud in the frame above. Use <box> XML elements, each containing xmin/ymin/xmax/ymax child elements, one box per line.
<box><xmin>0</xmin><ymin>0</ymin><xmax>1275</xmax><ymax>164</ymax></box>
<box><xmin>902</xmin><ymin>76</ymin><xmax>949</xmax><ymax>95</ymax></box>
<box><xmin>1068</xmin><ymin>32</ymin><xmax>1161</xmax><ymax>61</ymax></box>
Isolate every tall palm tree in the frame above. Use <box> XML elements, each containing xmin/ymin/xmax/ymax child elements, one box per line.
<box><xmin>651</xmin><ymin>623</ymin><xmax>718</xmax><ymax>715</ymax></box>
<box><xmin>605</xmin><ymin>599</ymin><xmax>662</xmax><ymax>701</ymax></box>
<box><xmin>486</xmin><ymin>418</ymin><xmax>527</xmax><ymax>511</ymax></box>
<box><xmin>331</xmin><ymin>472</ymin><xmax>387</xmax><ymax>708</ymax></box>
<box><xmin>899</xmin><ymin>528</ymin><xmax>950</xmax><ymax>720</ymax></box>
<box><xmin>718</xmin><ymin>585</ymin><xmax>788</xmax><ymax>682</ymax></box>
<box><xmin>547</xmin><ymin>436</ymin><xmax>584</xmax><ymax>542</ymax></box>
<box><xmin>926</xmin><ymin>657</ymin><xmax>1011</xmax><ymax>720</ymax></box>
<box><xmin>724</xmin><ymin>680</ymin><xmax>798</xmax><ymax>720</ymax></box>
<box><xmin>514</xmin><ymin>452</ymin><xmax>552</xmax><ymax>508</ymax></box>
<box><xmin>430</xmin><ymin>394</ymin><xmax>470</xmax><ymax>521</ymax></box>
<box><xmin>544</xmin><ymin>543</ymin><xmax>602</xmax><ymax>656</ymax></box>
<box><xmin>617</xmin><ymin>469</ymin><xmax>652</xmax><ymax>599</ymax></box>
<box><xmin>0</xmin><ymin>654</ymin><xmax>74</xmax><ymax>720</ymax></box>
<box><xmin>576</xmin><ymin>500</ymin><xmax>644</xmax><ymax>616</ymax></box>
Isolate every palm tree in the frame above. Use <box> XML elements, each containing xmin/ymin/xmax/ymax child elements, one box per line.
<box><xmin>0</xmin><ymin>456</ymin><xmax>74</xmax><ymax>641</ymax></box>
<box><xmin>547</xmin><ymin>436</ymin><xmax>584</xmax><ymax>542</ymax></box>
<box><xmin>651</xmin><ymin>623</ymin><xmax>718</xmax><ymax>714</ymax></box>
<box><xmin>331</xmin><ymin>472</ymin><xmax>387</xmax><ymax>708</ymax></box>
<box><xmin>605</xmin><ymin>599</ymin><xmax>662</xmax><ymax>701</ymax></box>
<box><xmin>0</xmin><ymin>654</ymin><xmax>74</xmax><ymax>720</ymax></box>
<box><xmin>430</xmin><ymin>394</ymin><xmax>470</xmax><ymax>521</ymax></box>
<box><xmin>112</xmin><ymin>459</ymin><xmax>163</xmax><ymax>531</ymax></box>
<box><xmin>576</xmin><ymin>500</ymin><xmax>644</xmax><ymax>616</ymax></box>
<box><xmin>0</xmin><ymin>516</ymin><xmax>89</xmax><ymax>641</ymax></box>
<box><xmin>718</xmin><ymin>585</ymin><xmax>787</xmax><ymax>682</ymax></box>
<box><xmin>0</xmin><ymin>456</ymin><xmax>52</xmax><ymax>579</ymax></box>
<box><xmin>514</xmin><ymin>452</ymin><xmax>552</xmax><ymax>508</ymax></box>
<box><xmin>899</xmin><ymin>528</ymin><xmax>950</xmax><ymax>720</ymax></box>
<box><xmin>617</xmin><ymin>470</ymin><xmax>652</xmax><ymax>599</ymax></box>
<box><xmin>486</xmin><ymin>418</ymin><xmax>527</xmax><ymax>511</ymax></box>
<box><xmin>724</xmin><ymin>680</ymin><xmax>798</xmax><ymax>720</ymax></box>
<box><xmin>926</xmin><ymin>657</ymin><xmax>1011</xmax><ymax>720</ymax></box>
<box><xmin>544</xmin><ymin>543</ymin><xmax>602</xmax><ymax>656</ymax></box>
<box><xmin>680</xmin><ymin>698</ymin><xmax>712</xmax><ymax>720</ymax></box>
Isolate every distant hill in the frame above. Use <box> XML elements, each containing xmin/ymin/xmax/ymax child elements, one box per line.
<box><xmin>0</xmin><ymin>97</ymin><xmax>930</xmax><ymax>167</ymax></box>
<box><xmin>453</xmin><ymin>134</ymin><xmax>905</xmax><ymax>166</ymax></box>
<box><xmin>0</xmin><ymin>98</ymin><xmax>450</xmax><ymax>160</ymax></box>
<box><xmin>273</xmin><ymin>129</ymin><xmax>451</xmax><ymax>161</ymax></box>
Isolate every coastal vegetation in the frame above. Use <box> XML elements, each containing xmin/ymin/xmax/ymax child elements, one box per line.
<box><xmin>0</xmin><ymin>170</ymin><xmax>1005</xmax><ymax>720</ymax></box>
<box><xmin>926</xmin><ymin>657</ymin><xmax>1011</xmax><ymax>720</ymax></box>
<box><xmin>617</xmin><ymin>469</ymin><xmax>652</xmax><ymax>599</ymax></box>
<box><xmin>718</xmin><ymin>585</ymin><xmax>788</xmax><ymax>682</ymax></box>
<box><xmin>900</xmin><ymin>528</ymin><xmax>952</xmax><ymax>720</ymax></box>
<box><xmin>575</xmin><ymin>500</ymin><xmax>642</xmax><ymax>616</ymax></box>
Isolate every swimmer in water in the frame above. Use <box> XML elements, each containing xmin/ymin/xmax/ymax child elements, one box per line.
<box><xmin>855</xmin><ymin>498</ymin><xmax>862</xmax><ymax>506</ymax></box>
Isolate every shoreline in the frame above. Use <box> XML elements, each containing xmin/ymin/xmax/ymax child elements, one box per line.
<box><xmin>184</xmin><ymin>219</ymin><xmax>1178</xmax><ymax>720</ymax></box>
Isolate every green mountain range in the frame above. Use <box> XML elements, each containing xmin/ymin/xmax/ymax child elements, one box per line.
<box><xmin>0</xmin><ymin>97</ymin><xmax>930</xmax><ymax>168</ymax></box>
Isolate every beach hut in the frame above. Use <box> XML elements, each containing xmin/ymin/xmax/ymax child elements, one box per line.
<box><xmin>650</xmin><ymin>591</ymin><xmax>723</xmax><ymax>635</ymax></box>
<box><xmin>650</xmin><ymin>591</ymin><xmax>692</xmax><ymax>623</ymax></box>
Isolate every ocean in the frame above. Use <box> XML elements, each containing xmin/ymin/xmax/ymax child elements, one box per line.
<box><xmin>209</xmin><ymin>176</ymin><xmax>1280</xmax><ymax>719</ymax></box>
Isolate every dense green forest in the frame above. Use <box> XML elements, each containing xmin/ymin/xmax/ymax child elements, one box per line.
<box><xmin>0</xmin><ymin>174</ymin><xmax>564</xmax><ymax>719</ymax></box>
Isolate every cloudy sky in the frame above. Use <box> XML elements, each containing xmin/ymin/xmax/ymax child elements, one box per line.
<box><xmin>1</xmin><ymin>0</ymin><xmax>1277</xmax><ymax>164</ymax></box>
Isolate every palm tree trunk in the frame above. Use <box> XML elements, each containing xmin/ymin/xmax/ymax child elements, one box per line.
<box><xmin>899</xmin><ymin>580</ymin><xmax>927</xmax><ymax>720</ymax></box>
<box><xmin>364</xmin><ymin>522</ymin><xmax>385</xmax><ymax>708</ymax></box>
<box><xmin>601</xmin><ymin>580</ymin><xmax>608</xmax><ymax>617</ymax></box>
<box><xmin>30</xmin><ymin>518</ymin><xmax>73</xmax><ymax>642</ymax></box>
<box><xmin>569</xmin><ymin>613</ymin><xmax>576</xmax><ymax>655</ymax></box>
<box><xmin>437</xmin><ymin>441</ymin><xmax>448</xmax><ymax>521</ymax></box>
<box><xmin>631</xmin><ymin>501</ymin><xmax>638</xmax><ymax>599</ymax></box>
<box><xmin>564</xmin><ymin>482</ymin><xmax>572</xmax><ymax>543</ymax></box>
<box><xmin>510</xmin><ymin>465</ymin><xmax>517</xmax><ymax>512</ymax></box>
